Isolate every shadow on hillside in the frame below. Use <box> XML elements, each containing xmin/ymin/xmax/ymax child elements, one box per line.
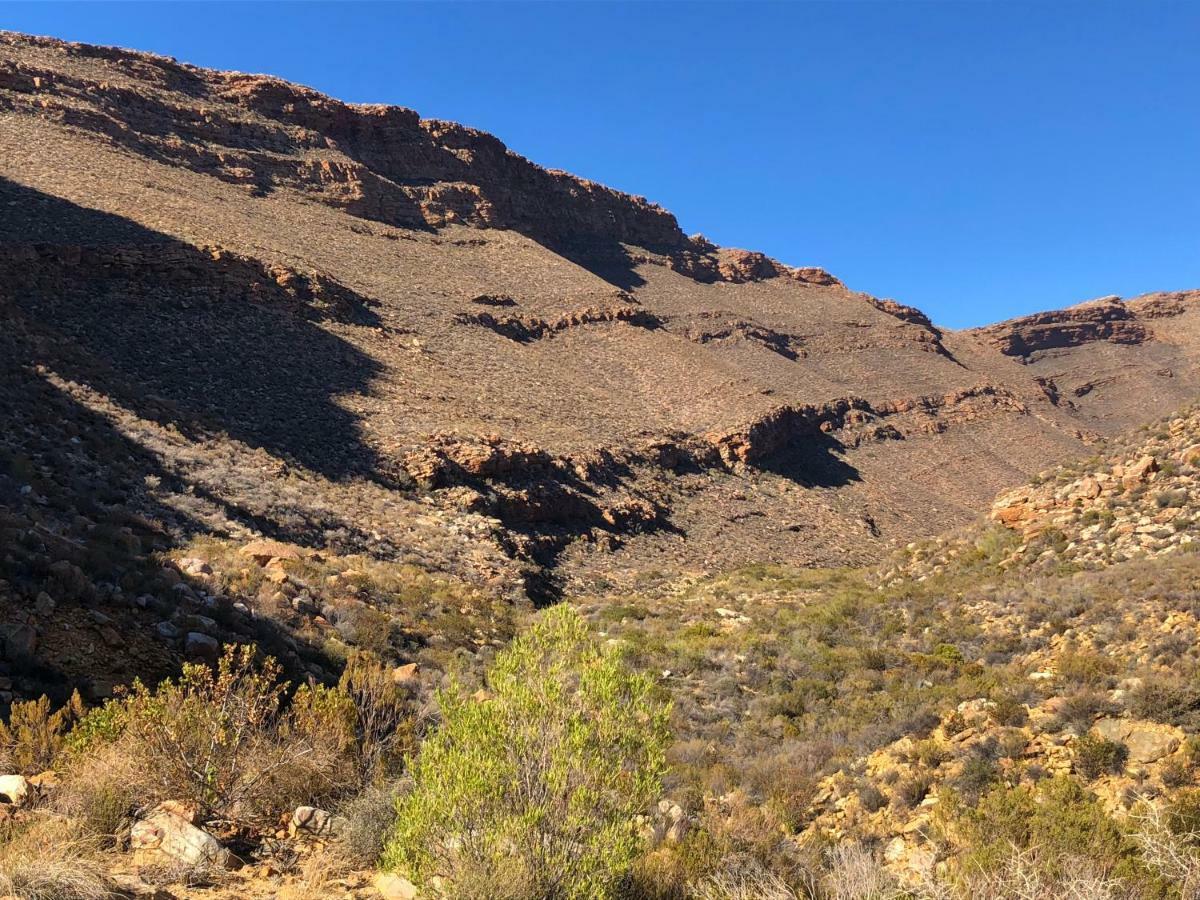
<box><xmin>540</xmin><ymin>237</ymin><xmax>649</xmax><ymax>292</ymax></box>
<box><xmin>0</xmin><ymin>335</ymin><xmax>339</xmax><ymax>713</ymax></box>
<box><xmin>754</xmin><ymin>430</ymin><xmax>862</xmax><ymax>489</ymax></box>
<box><xmin>0</xmin><ymin>178</ymin><xmax>388</xmax><ymax>485</ymax></box>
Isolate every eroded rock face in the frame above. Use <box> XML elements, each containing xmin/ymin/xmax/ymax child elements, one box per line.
<box><xmin>974</xmin><ymin>295</ymin><xmax>1151</xmax><ymax>359</ymax></box>
<box><xmin>2</xmin><ymin>29</ymin><xmax>1200</xmax><ymax>615</ymax></box>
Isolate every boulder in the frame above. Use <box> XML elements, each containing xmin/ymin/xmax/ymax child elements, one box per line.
<box><xmin>1127</xmin><ymin>727</ymin><xmax>1182</xmax><ymax>763</ymax></box>
<box><xmin>641</xmin><ymin>799</ymin><xmax>688</xmax><ymax>848</ymax></box>
<box><xmin>1093</xmin><ymin>718</ymin><xmax>1182</xmax><ymax>763</ymax></box>
<box><xmin>131</xmin><ymin>801</ymin><xmax>235</xmax><ymax>869</ymax></box>
<box><xmin>716</xmin><ymin>248</ymin><xmax>779</xmax><ymax>283</ymax></box>
<box><xmin>991</xmin><ymin>492</ymin><xmax>1034</xmax><ymax>527</ymax></box>
<box><xmin>0</xmin><ymin>623</ymin><xmax>36</xmax><ymax>662</ymax></box>
<box><xmin>239</xmin><ymin>539</ymin><xmax>309</xmax><ymax>566</ymax></box>
<box><xmin>1122</xmin><ymin>455</ymin><xmax>1159</xmax><ymax>489</ymax></box>
<box><xmin>265</xmin><ymin>566</ymin><xmax>290</xmax><ymax>585</ymax></box>
<box><xmin>177</xmin><ymin>557</ymin><xmax>213</xmax><ymax>577</ymax></box>
<box><xmin>0</xmin><ymin>775</ymin><xmax>30</xmax><ymax>806</ymax></box>
<box><xmin>392</xmin><ymin>662</ymin><xmax>419</xmax><ymax>685</ymax></box>
<box><xmin>373</xmin><ymin>872</ymin><xmax>418</xmax><ymax>900</ymax></box>
<box><xmin>184</xmin><ymin>631</ymin><xmax>220</xmax><ymax>661</ymax></box>
<box><xmin>289</xmin><ymin>805</ymin><xmax>348</xmax><ymax>838</ymax></box>
<box><xmin>28</xmin><ymin>770</ymin><xmax>58</xmax><ymax>792</ymax></box>
<box><xmin>1072</xmin><ymin>476</ymin><xmax>1102</xmax><ymax>500</ymax></box>
<box><xmin>33</xmin><ymin>592</ymin><xmax>55</xmax><ymax>617</ymax></box>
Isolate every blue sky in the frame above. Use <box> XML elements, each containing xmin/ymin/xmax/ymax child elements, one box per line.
<box><xmin>2</xmin><ymin>2</ymin><xmax>1197</xmax><ymax>328</ymax></box>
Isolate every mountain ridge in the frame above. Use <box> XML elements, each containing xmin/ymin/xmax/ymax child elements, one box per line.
<box><xmin>2</xmin><ymin>30</ymin><xmax>1200</xmax><ymax>602</ymax></box>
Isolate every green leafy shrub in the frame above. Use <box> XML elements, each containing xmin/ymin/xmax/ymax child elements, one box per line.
<box><xmin>989</xmin><ymin>693</ymin><xmax>1028</xmax><ymax>727</ymax></box>
<box><xmin>1165</xmin><ymin>788</ymin><xmax>1200</xmax><ymax>835</ymax></box>
<box><xmin>383</xmin><ymin>604</ymin><xmax>671</xmax><ymax>899</ymax></box>
<box><xmin>1072</xmin><ymin>735</ymin><xmax>1128</xmax><ymax>781</ymax></box>
<box><xmin>953</xmin><ymin>755</ymin><xmax>1001</xmax><ymax>804</ymax></box>
<box><xmin>932</xmin><ymin>643</ymin><xmax>965</xmax><ymax>666</ymax></box>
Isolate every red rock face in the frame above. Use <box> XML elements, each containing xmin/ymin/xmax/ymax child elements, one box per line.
<box><xmin>973</xmin><ymin>296</ymin><xmax>1150</xmax><ymax>358</ymax></box>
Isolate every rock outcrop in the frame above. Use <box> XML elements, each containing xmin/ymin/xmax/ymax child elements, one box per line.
<box><xmin>975</xmin><ymin>295</ymin><xmax>1150</xmax><ymax>359</ymax></box>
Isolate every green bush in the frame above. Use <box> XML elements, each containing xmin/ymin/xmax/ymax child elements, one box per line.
<box><xmin>932</xmin><ymin>643</ymin><xmax>965</xmax><ymax>666</ymax></box>
<box><xmin>383</xmin><ymin>605</ymin><xmax>671</xmax><ymax>899</ymax></box>
<box><xmin>953</xmin><ymin>755</ymin><xmax>1000</xmax><ymax>804</ymax></box>
<box><xmin>1072</xmin><ymin>735</ymin><xmax>1128</xmax><ymax>781</ymax></box>
<box><xmin>1165</xmin><ymin>788</ymin><xmax>1200</xmax><ymax>835</ymax></box>
<box><xmin>948</xmin><ymin>776</ymin><xmax>1133</xmax><ymax>877</ymax></box>
<box><xmin>989</xmin><ymin>693</ymin><xmax>1028</xmax><ymax>727</ymax></box>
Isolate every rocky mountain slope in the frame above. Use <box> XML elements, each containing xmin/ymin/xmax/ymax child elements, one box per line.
<box><xmin>585</xmin><ymin>403</ymin><xmax>1200</xmax><ymax>894</ymax></box>
<box><xmin>2</xmin><ymin>30</ymin><xmax>1199</xmax><ymax>613</ymax></box>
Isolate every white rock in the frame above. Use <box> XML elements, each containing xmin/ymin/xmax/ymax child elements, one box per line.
<box><xmin>0</xmin><ymin>774</ymin><xmax>30</xmax><ymax>806</ymax></box>
<box><xmin>130</xmin><ymin>802</ymin><xmax>234</xmax><ymax>869</ymax></box>
<box><xmin>289</xmin><ymin>805</ymin><xmax>348</xmax><ymax>837</ymax></box>
<box><xmin>374</xmin><ymin>872</ymin><xmax>418</xmax><ymax>899</ymax></box>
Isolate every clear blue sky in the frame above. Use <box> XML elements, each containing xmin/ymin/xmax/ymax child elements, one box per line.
<box><xmin>3</xmin><ymin>2</ymin><xmax>1198</xmax><ymax>328</ymax></box>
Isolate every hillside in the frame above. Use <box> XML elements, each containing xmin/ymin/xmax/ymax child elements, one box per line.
<box><xmin>2</xmin><ymin>31</ymin><xmax>1200</xmax><ymax>611</ymax></box>
<box><xmin>585</xmin><ymin>402</ymin><xmax>1200</xmax><ymax>896</ymax></box>
<box><xmin>5</xmin><ymin>29</ymin><xmax>1200</xmax><ymax>900</ymax></box>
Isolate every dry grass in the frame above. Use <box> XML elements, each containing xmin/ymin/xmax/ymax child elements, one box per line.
<box><xmin>53</xmin><ymin>744</ymin><xmax>144</xmax><ymax>841</ymax></box>
<box><xmin>951</xmin><ymin>848</ymin><xmax>1122</xmax><ymax>900</ymax></box>
<box><xmin>820</xmin><ymin>844</ymin><xmax>902</xmax><ymax>900</ymax></box>
<box><xmin>0</xmin><ymin>815</ymin><xmax>115</xmax><ymax>900</ymax></box>
<box><xmin>275</xmin><ymin>846</ymin><xmax>356</xmax><ymax>900</ymax></box>
<box><xmin>691</xmin><ymin>855</ymin><xmax>803</xmax><ymax>900</ymax></box>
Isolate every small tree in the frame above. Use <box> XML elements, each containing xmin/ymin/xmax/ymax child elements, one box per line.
<box><xmin>383</xmin><ymin>604</ymin><xmax>671</xmax><ymax>899</ymax></box>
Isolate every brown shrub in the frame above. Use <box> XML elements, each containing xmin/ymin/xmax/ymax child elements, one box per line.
<box><xmin>0</xmin><ymin>693</ymin><xmax>82</xmax><ymax>775</ymax></box>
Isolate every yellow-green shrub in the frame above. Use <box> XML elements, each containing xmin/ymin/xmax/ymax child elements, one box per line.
<box><xmin>383</xmin><ymin>604</ymin><xmax>670</xmax><ymax>900</ymax></box>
